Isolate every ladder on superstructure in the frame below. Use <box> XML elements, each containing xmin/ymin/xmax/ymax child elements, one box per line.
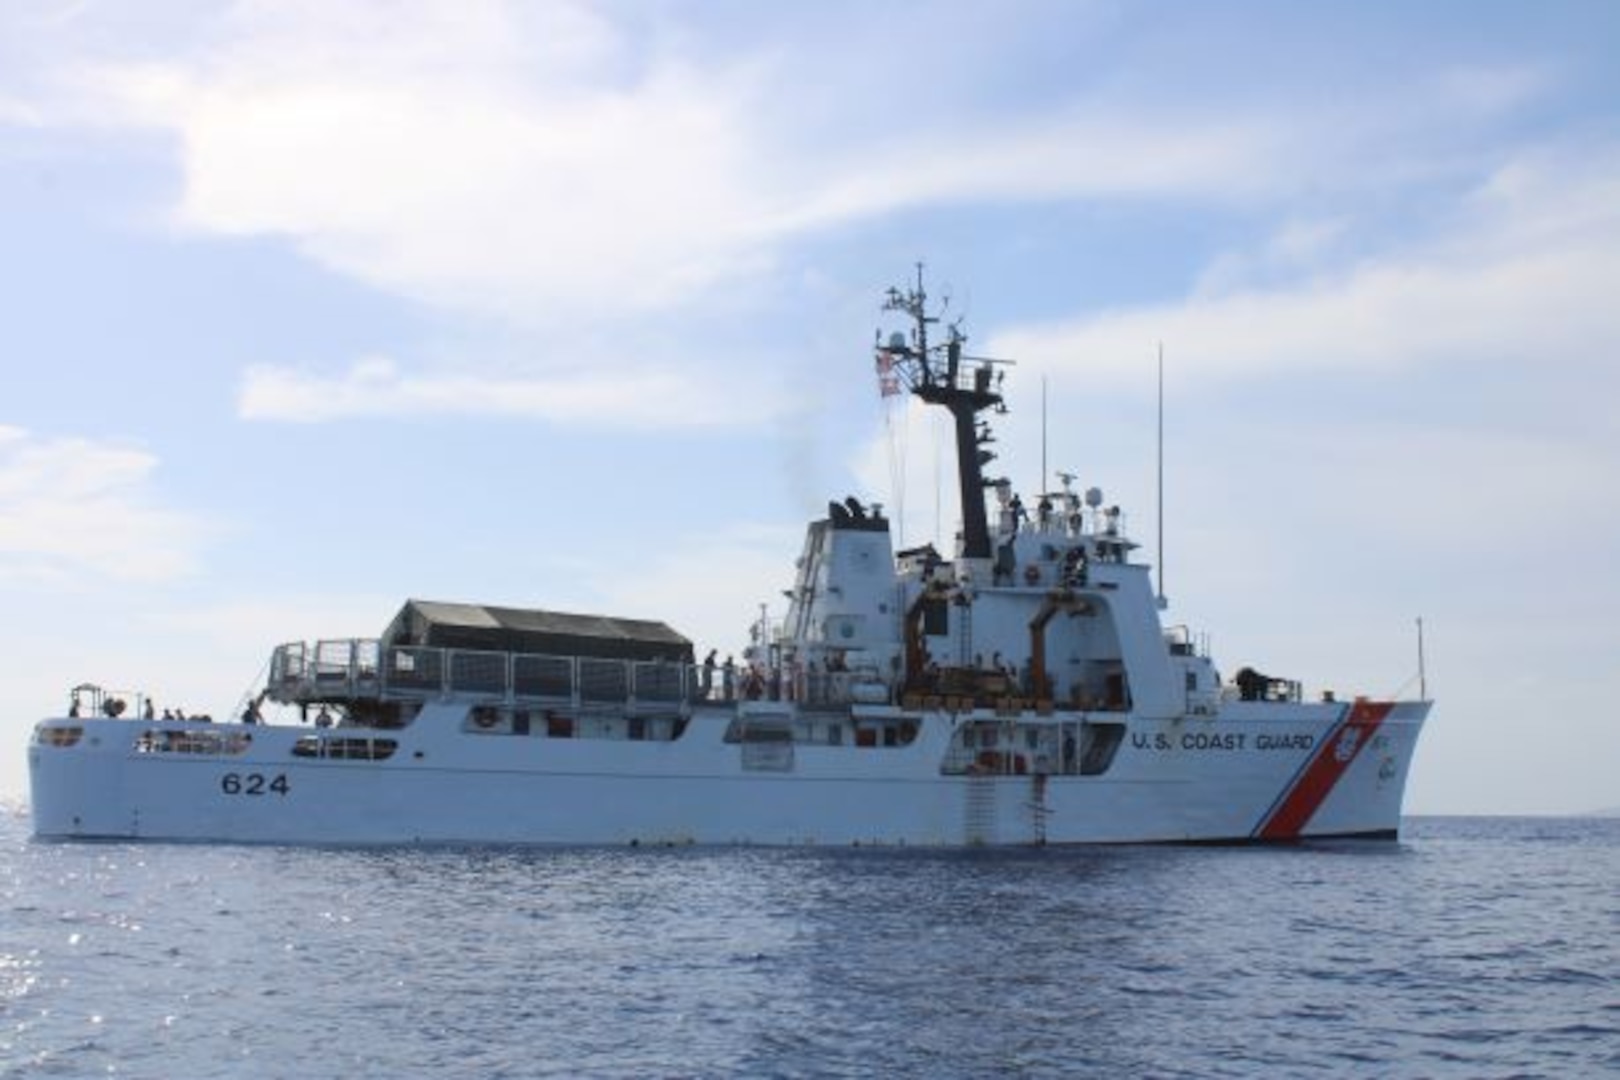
<box><xmin>957</xmin><ymin>600</ymin><xmax>973</xmax><ymax>668</ymax></box>
<box><xmin>1029</xmin><ymin>774</ymin><xmax>1051</xmax><ymax>846</ymax></box>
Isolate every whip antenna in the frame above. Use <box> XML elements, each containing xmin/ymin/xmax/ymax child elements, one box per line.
<box><xmin>1157</xmin><ymin>342</ymin><xmax>1166</xmax><ymax>608</ymax></box>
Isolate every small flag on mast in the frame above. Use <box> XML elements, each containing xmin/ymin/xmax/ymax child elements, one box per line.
<box><xmin>874</xmin><ymin>348</ymin><xmax>901</xmax><ymax>397</ymax></box>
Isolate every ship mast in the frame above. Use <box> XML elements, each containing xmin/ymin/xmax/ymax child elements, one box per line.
<box><xmin>878</xmin><ymin>266</ymin><xmax>1010</xmax><ymax>560</ymax></box>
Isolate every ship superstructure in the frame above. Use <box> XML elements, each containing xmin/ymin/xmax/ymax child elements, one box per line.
<box><xmin>28</xmin><ymin>274</ymin><xmax>1429</xmax><ymax>846</ymax></box>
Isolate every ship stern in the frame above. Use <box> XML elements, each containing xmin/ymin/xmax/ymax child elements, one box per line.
<box><xmin>28</xmin><ymin>718</ymin><xmax>138</xmax><ymax>840</ymax></box>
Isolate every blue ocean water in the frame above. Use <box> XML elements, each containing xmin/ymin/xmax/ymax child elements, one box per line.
<box><xmin>1</xmin><ymin>808</ymin><xmax>1615</xmax><ymax>1079</ymax></box>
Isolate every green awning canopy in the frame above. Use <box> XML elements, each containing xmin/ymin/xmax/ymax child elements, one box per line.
<box><xmin>383</xmin><ymin>599</ymin><xmax>692</xmax><ymax>663</ymax></box>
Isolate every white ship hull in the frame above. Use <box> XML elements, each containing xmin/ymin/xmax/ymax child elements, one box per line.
<box><xmin>29</xmin><ymin>699</ymin><xmax>1426</xmax><ymax>847</ymax></box>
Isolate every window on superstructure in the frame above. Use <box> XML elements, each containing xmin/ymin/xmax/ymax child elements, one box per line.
<box><xmin>290</xmin><ymin>736</ymin><xmax>397</xmax><ymax>761</ymax></box>
<box><xmin>36</xmin><ymin>725</ymin><xmax>83</xmax><ymax>748</ymax></box>
<box><xmin>133</xmin><ymin>729</ymin><xmax>252</xmax><ymax>756</ymax></box>
<box><xmin>1080</xmin><ymin>724</ymin><xmax>1125</xmax><ymax>776</ymax></box>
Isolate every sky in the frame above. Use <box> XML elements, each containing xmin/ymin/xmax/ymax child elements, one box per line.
<box><xmin>2</xmin><ymin>0</ymin><xmax>1617</xmax><ymax>815</ymax></box>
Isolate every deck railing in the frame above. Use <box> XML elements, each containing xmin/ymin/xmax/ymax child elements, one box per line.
<box><xmin>267</xmin><ymin>639</ymin><xmax>896</xmax><ymax>713</ymax></box>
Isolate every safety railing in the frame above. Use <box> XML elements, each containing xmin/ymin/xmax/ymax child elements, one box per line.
<box><xmin>266</xmin><ymin>639</ymin><xmax>898</xmax><ymax>713</ymax></box>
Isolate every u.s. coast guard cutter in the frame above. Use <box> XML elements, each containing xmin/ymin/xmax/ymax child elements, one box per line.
<box><xmin>29</xmin><ymin>275</ymin><xmax>1430</xmax><ymax>846</ymax></box>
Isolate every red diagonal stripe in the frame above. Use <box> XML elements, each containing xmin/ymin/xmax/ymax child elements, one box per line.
<box><xmin>1257</xmin><ymin>699</ymin><xmax>1395</xmax><ymax>839</ymax></box>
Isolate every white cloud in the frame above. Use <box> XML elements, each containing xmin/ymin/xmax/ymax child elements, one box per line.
<box><xmin>0</xmin><ymin>93</ymin><xmax>44</xmax><ymax>127</ymax></box>
<box><xmin>1192</xmin><ymin>217</ymin><xmax>1351</xmax><ymax>296</ymax></box>
<box><xmin>141</xmin><ymin>592</ymin><xmax>395</xmax><ymax>642</ymax></box>
<box><xmin>1431</xmin><ymin>62</ymin><xmax>1554</xmax><ymax>116</ymax></box>
<box><xmin>84</xmin><ymin>1</ymin><xmax>780</xmax><ymax>322</ymax></box>
<box><xmin>987</xmin><ymin>144</ymin><xmax>1620</xmax><ymax>386</ymax></box>
<box><xmin>237</xmin><ymin>354</ymin><xmax>787</xmax><ymax>427</ymax></box>
<box><xmin>6</xmin><ymin>1</ymin><xmax>1576</xmax><ymax>437</ymax></box>
<box><xmin>51</xmin><ymin>0</ymin><xmax>1437</xmax><ymax>330</ymax></box>
<box><xmin>773</xmin><ymin>111</ymin><xmax>1285</xmax><ymax>234</ymax></box>
<box><xmin>0</xmin><ymin>426</ymin><xmax>209</xmax><ymax>584</ymax></box>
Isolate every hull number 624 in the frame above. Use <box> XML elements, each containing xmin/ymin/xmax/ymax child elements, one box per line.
<box><xmin>220</xmin><ymin>773</ymin><xmax>290</xmax><ymax>796</ymax></box>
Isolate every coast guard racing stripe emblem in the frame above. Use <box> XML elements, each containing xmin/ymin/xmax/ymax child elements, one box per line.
<box><xmin>1253</xmin><ymin>699</ymin><xmax>1395</xmax><ymax>839</ymax></box>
